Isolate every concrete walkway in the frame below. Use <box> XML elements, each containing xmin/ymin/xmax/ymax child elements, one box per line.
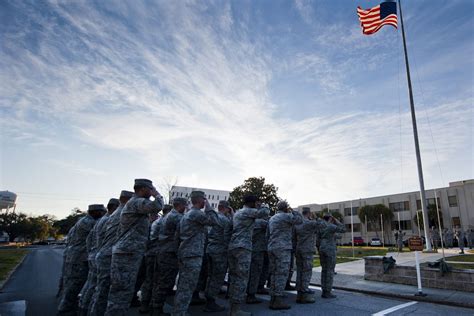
<box><xmin>302</xmin><ymin>249</ymin><xmax>474</xmax><ymax>309</ymax></box>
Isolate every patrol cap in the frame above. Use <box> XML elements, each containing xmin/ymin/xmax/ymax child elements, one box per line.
<box><xmin>120</xmin><ymin>190</ymin><xmax>134</xmax><ymax>198</ymax></box>
<box><xmin>190</xmin><ymin>191</ymin><xmax>206</xmax><ymax>199</ymax></box>
<box><xmin>88</xmin><ymin>204</ymin><xmax>106</xmax><ymax>212</ymax></box>
<box><xmin>163</xmin><ymin>204</ymin><xmax>173</xmax><ymax>212</ymax></box>
<box><xmin>107</xmin><ymin>198</ymin><xmax>120</xmax><ymax>206</ymax></box>
<box><xmin>134</xmin><ymin>178</ymin><xmax>154</xmax><ymax>189</ymax></box>
<box><xmin>277</xmin><ymin>200</ymin><xmax>289</xmax><ymax>210</ymax></box>
<box><xmin>243</xmin><ymin>195</ymin><xmax>258</xmax><ymax>204</ymax></box>
<box><xmin>323</xmin><ymin>213</ymin><xmax>331</xmax><ymax>220</ymax></box>
<box><xmin>173</xmin><ymin>197</ymin><xmax>188</xmax><ymax>205</ymax></box>
<box><xmin>218</xmin><ymin>200</ymin><xmax>230</xmax><ymax>208</ymax></box>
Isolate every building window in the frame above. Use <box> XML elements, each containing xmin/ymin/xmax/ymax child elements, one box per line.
<box><xmin>448</xmin><ymin>195</ymin><xmax>458</xmax><ymax>207</ymax></box>
<box><xmin>329</xmin><ymin>209</ymin><xmax>339</xmax><ymax>213</ymax></box>
<box><xmin>344</xmin><ymin>207</ymin><xmax>359</xmax><ymax>216</ymax></box>
<box><xmin>217</xmin><ymin>195</ymin><xmax>219</xmax><ymax>200</ymax></box>
<box><xmin>452</xmin><ymin>217</ymin><xmax>461</xmax><ymax>227</ymax></box>
<box><xmin>417</xmin><ymin>198</ymin><xmax>440</xmax><ymax>210</ymax></box>
<box><xmin>345</xmin><ymin>223</ymin><xmax>361</xmax><ymax>232</ymax></box>
<box><xmin>171</xmin><ymin>192</ymin><xmax>175</xmax><ymax>196</ymax></box>
<box><xmin>302</xmin><ymin>207</ymin><xmax>311</xmax><ymax>212</ymax></box>
<box><xmin>389</xmin><ymin>201</ymin><xmax>410</xmax><ymax>212</ymax></box>
<box><xmin>391</xmin><ymin>220</ymin><xmax>412</xmax><ymax>230</ymax></box>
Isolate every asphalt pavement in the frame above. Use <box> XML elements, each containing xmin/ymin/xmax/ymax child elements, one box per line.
<box><xmin>0</xmin><ymin>245</ymin><xmax>473</xmax><ymax>316</ymax></box>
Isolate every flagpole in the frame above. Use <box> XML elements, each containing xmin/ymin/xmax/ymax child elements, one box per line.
<box><xmin>398</xmin><ymin>0</ymin><xmax>432</xmax><ymax>251</ymax></box>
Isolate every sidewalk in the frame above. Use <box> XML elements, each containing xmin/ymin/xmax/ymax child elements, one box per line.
<box><xmin>302</xmin><ymin>249</ymin><xmax>474</xmax><ymax>309</ymax></box>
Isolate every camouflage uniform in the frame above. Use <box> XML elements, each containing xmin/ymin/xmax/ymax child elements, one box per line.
<box><xmin>151</xmin><ymin>209</ymin><xmax>183</xmax><ymax>310</ymax></box>
<box><xmin>78</xmin><ymin>214</ymin><xmax>109</xmax><ymax>312</ymax></box>
<box><xmin>58</xmin><ymin>214</ymin><xmax>97</xmax><ymax>315</ymax></box>
<box><xmin>205</xmin><ymin>212</ymin><xmax>232</xmax><ymax>299</ymax></box>
<box><xmin>247</xmin><ymin>218</ymin><xmax>268</xmax><ymax>296</ymax></box>
<box><xmin>140</xmin><ymin>216</ymin><xmax>163</xmax><ymax>307</ymax></box>
<box><xmin>105</xmin><ymin>196</ymin><xmax>163</xmax><ymax>316</ymax></box>
<box><xmin>457</xmin><ymin>230</ymin><xmax>466</xmax><ymax>252</ymax></box>
<box><xmin>173</xmin><ymin>207</ymin><xmax>218</xmax><ymax>315</ymax></box>
<box><xmin>394</xmin><ymin>230</ymin><xmax>404</xmax><ymax>252</ymax></box>
<box><xmin>319</xmin><ymin>221</ymin><xmax>346</xmax><ymax>295</ymax></box>
<box><xmin>294</xmin><ymin>218</ymin><xmax>325</xmax><ymax>293</ymax></box>
<box><xmin>89</xmin><ymin>204</ymin><xmax>124</xmax><ymax>316</ymax></box>
<box><xmin>444</xmin><ymin>229</ymin><xmax>453</xmax><ymax>248</ymax></box>
<box><xmin>267</xmin><ymin>210</ymin><xmax>303</xmax><ymax>297</ymax></box>
<box><xmin>228</xmin><ymin>206</ymin><xmax>270</xmax><ymax>304</ymax></box>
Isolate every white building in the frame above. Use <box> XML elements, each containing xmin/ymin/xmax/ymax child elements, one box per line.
<box><xmin>298</xmin><ymin>179</ymin><xmax>474</xmax><ymax>245</ymax></box>
<box><xmin>170</xmin><ymin>185</ymin><xmax>231</xmax><ymax>209</ymax></box>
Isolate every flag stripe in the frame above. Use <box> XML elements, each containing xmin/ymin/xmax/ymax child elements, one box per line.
<box><xmin>357</xmin><ymin>4</ymin><xmax>398</xmax><ymax>35</ymax></box>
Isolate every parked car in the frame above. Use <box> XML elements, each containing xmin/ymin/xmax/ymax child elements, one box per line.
<box><xmin>369</xmin><ymin>237</ymin><xmax>382</xmax><ymax>246</ymax></box>
<box><xmin>353</xmin><ymin>237</ymin><xmax>364</xmax><ymax>246</ymax></box>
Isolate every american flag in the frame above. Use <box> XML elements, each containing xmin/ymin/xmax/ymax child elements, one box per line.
<box><xmin>357</xmin><ymin>1</ymin><xmax>398</xmax><ymax>35</ymax></box>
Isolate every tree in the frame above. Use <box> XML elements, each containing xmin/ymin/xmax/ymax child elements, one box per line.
<box><xmin>228</xmin><ymin>177</ymin><xmax>280</xmax><ymax>212</ymax></box>
<box><xmin>156</xmin><ymin>176</ymin><xmax>179</xmax><ymax>204</ymax></box>
<box><xmin>0</xmin><ymin>212</ymin><xmax>29</xmax><ymax>242</ymax></box>
<box><xmin>53</xmin><ymin>208</ymin><xmax>85</xmax><ymax>235</ymax></box>
<box><xmin>413</xmin><ymin>204</ymin><xmax>443</xmax><ymax>231</ymax></box>
<box><xmin>358</xmin><ymin>204</ymin><xmax>393</xmax><ymax>239</ymax></box>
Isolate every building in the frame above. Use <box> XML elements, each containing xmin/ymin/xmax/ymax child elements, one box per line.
<box><xmin>170</xmin><ymin>185</ymin><xmax>231</xmax><ymax>209</ymax></box>
<box><xmin>298</xmin><ymin>179</ymin><xmax>474</xmax><ymax>245</ymax></box>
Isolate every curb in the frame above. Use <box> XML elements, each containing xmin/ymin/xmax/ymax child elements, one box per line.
<box><xmin>309</xmin><ymin>281</ymin><xmax>474</xmax><ymax>310</ymax></box>
<box><xmin>0</xmin><ymin>250</ymin><xmax>29</xmax><ymax>291</ymax></box>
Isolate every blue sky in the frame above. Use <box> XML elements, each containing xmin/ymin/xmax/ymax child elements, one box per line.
<box><xmin>1</xmin><ymin>0</ymin><xmax>472</xmax><ymax>219</ymax></box>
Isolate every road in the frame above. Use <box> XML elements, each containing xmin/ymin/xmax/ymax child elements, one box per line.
<box><xmin>0</xmin><ymin>246</ymin><xmax>473</xmax><ymax>315</ymax></box>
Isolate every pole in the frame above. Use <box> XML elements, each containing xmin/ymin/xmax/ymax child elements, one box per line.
<box><xmin>351</xmin><ymin>200</ymin><xmax>355</xmax><ymax>258</ymax></box>
<box><xmin>365</xmin><ymin>214</ymin><xmax>368</xmax><ymax>247</ymax></box>
<box><xmin>381</xmin><ymin>213</ymin><xmax>385</xmax><ymax>248</ymax></box>
<box><xmin>416</xmin><ymin>211</ymin><xmax>421</xmax><ymax>237</ymax></box>
<box><xmin>434</xmin><ymin>190</ymin><xmax>445</xmax><ymax>260</ymax></box>
<box><xmin>398</xmin><ymin>0</ymin><xmax>432</xmax><ymax>251</ymax></box>
<box><xmin>414</xmin><ymin>251</ymin><xmax>426</xmax><ymax>296</ymax></box>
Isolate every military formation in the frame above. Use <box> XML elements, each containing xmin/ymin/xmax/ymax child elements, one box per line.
<box><xmin>58</xmin><ymin>178</ymin><xmax>346</xmax><ymax>316</ymax></box>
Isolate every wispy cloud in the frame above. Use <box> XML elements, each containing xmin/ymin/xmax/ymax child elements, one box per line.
<box><xmin>1</xmin><ymin>1</ymin><xmax>472</xmax><ymax>216</ymax></box>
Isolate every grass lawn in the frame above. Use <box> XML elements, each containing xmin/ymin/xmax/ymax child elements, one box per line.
<box><xmin>0</xmin><ymin>248</ymin><xmax>29</xmax><ymax>282</ymax></box>
<box><xmin>336</xmin><ymin>246</ymin><xmax>390</xmax><ymax>258</ymax></box>
<box><xmin>313</xmin><ymin>256</ymin><xmax>359</xmax><ymax>267</ymax></box>
<box><xmin>446</xmin><ymin>254</ymin><xmax>474</xmax><ymax>262</ymax></box>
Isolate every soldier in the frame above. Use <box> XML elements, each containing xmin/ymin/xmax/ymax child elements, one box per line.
<box><xmin>58</xmin><ymin>204</ymin><xmax>106</xmax><ymax>315</ymax></box>
<box><xmin>430</xmin><ymin>227</ymin><xmax>440</xmax><ymax>251</ymax></box>
<box><xmin>394</xmin><ymin>230</ymin><xmax>404</xmax><ymax>252</ymax></box>
<box><xmin>319</xmin><ymin>214</ymin><xmax>345</xmax><ymax>299</ymax></box>
<box><xmin>285</xmin><ymin>228</ymin><xmax>297</xmax><ymax>291</ymax></box>
<box><xmin>267</xmin><ymin>201</ymin><xmax>303</xmax><ymax>310</ymax></box>
<box><xmin>89</xmin><ymin>191</ymin><xmax>133</xmax><ymax>316</ymax></box>
<box><xmin>468</xmin><ymin>228</ymin><xmax>474</xmax><ymax>249</ymax></box>
<box><xmin>204</xmin><ymin>200</ymin><xmax>233</xmax><ymax>312</ymax></box>
<box><xmin>456</xmin><ymin>228</ymin><xmax>466</xmax><ymax>254</ymax></box>
<box><xmin>227</xmin><ymin>195</ymin><xmax>269</xmax><ymax>316</ymax></box>
<box><xmin>78</xmin><ymin>198</ymin><xmax>119</xmax><ymax>315</ymax></box>
<box><xmin>444</xmin><ymin>228</ymin><xmax>453</xmax><ymax>248</ymax></box>
<box><xmin>150</xmin><ymin>197</ymin><xmax>187</xmax><ymax>316</ymax></box>
<box><xmin>139</xmin><ymin>204</ymin><xmax>173</xmax><ymax>313</ymax></box>
<box><xmin>173</xmin><ymin>191</ymin><xmax>218</xmax><ymax>316</ymax></box>
<box><xmin>246</xmin><ymin>204</ymin><xmax>270</xmax><ymax>304</ymax></box>
<box><xmin>105</xmin><ymin>179</ymin><xmax>164</xmax><ymax>316</ymax></box>
<box><xmin>294</xmin><ymin>208</ymin><xmax>326</xmax><ymax>304</ymax></box>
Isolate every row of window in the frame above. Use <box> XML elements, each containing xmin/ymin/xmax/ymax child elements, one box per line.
<box><xmin>170</xmin><ymin>191</ymin><xmax>228</xmax><ymax>201</ymax></box>
<box><xmin>344</xmin><ymin>216</ymin><xmax>463</xmax><ymax>233</ymax></box>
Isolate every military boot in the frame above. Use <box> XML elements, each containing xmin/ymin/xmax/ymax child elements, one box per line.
<box><xmin>297</xmin><ymin>292</ymin><xmax>315</xmax><ymax>304</ymax></box>
<box><xmin>296</xmin><ymin>292</ymin><xmax>303</xmax><ymax>304</ymax></box>
<box><xmin>190</xmin><ymin>291</ymin><xmax>206</xmax><ymax>305</ymax></box>
<box><xmin>229</xmin><ymin>303</ymin><xmax>252</xmax><ymax>316</ymax></box>
<box><xmin>203</xmin><ymin>297</ymin><xmax>225</xmax><ymax>312</ymax></box>
<box><xmin>321</xmin><ymin>291</ymin><xmax>337</xmax><ymax>299</ymax></box>
<box><xmin>246</xmin><ymin>294</ymin><xmax>262</xmax><ymax>304</ymax></box>
<box><xmin>256</xmin><ymin>287</ymin><xmax>269</xmax><ymax>295</ymax></box>
<box><xmin>269</xmin><ymin>296</ymin><xmax>291</xmax><ymax>310</ymax></box>
<box><xmin>139</xmin><ymin>300</ymin><xmax>150</xmax><ymax>313</ymax></box>
<box><xmin>150</xmin><ymin>306</ymin><xmax>171</xmax><ymax>316</ymax></box>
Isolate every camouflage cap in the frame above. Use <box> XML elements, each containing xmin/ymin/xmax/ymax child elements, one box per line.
<box><xmin>276</xmin><ymin>200</ymin><xmax>289</xmax><ymax>210</ymax></box>
<box><xmin>107</xmin><ymin>198</ymin><xmax>120</xmax><ymax>206</ymax></box>
<box><xmin>120</xmin><ymin>190</ymin><xmax>134</xmax><ymax>198</ymax></box>
<box><xmin>88</xmin><ymin>204</ymin><xmax>106</xmax><ymax>212</ymax></box>
<box><xmin>190</xmin><ymin>191</ymin><xmax>206</xmax><ymax>199</ymax></box>
<box><xmin>134</xmin><ymin>178</ymin><xmax>154</xmax><ymax>189</ymax></box>
<box><xmin>172</xmin><ymin>197</ymin><xmax>188</xmax><ymax>205</ymax></box>
<box><xmin>218</xmin><ymin>200</ymin><xmax>230</xmax><ymax>208</ymax></box>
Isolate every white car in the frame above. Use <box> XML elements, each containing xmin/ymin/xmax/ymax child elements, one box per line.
<box><xmin>370</xmin><ymin>238</ymin><xmax>382</xmax><ymax>246</ymax></box>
